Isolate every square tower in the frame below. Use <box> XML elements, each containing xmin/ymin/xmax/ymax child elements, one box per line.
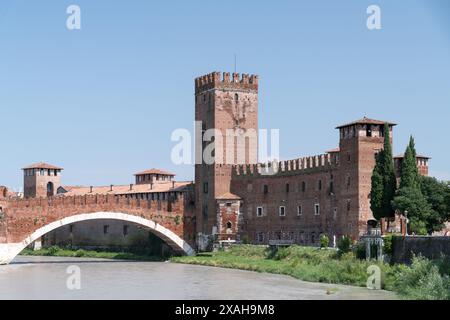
<box><xmin>22</xmin><ymin>162</ymin><xmax>63</xmax><ymax>198</ymax></box>
<box><xmin>194</xmin><ymin>72</ymin><xmax>259</xmax><ymax>244</ymax></box>
<box><xmin>336</xmin><ymin>118</ymin><xmax>396</xmax><ymax>238</ymax></box>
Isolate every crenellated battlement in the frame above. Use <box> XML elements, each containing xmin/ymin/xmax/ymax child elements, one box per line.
<box><xmin>232</xmin><ymin>153</ymin><xmax>337</xmax><ymax>178</ymax></box>
<box><xmin>5</xmin><ymin>193</ymin><xmax>188</xmax><ymax>212</ymax></box>
<box><xmin>195</xmin><ymin>71</ymin><xmax>258</xmax><ymax>94</ymax></box>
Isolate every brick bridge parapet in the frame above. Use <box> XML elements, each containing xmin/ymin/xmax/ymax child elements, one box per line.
<box><xmin>0</xmin><ymin>193</ymin><xmax>196</xmax><ymax>260</ymax></box>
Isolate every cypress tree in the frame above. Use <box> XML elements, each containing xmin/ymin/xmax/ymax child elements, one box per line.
<box><xmin>399</xmin><ymin>136</ymin><xmax>420</xmax><ymax>190</ymax></box>
<box><xmin>370</xmin><ymin>123</ymin><xmax>397</xmax><ymax>220</ymax></box>
<box><xmin>370</xmin><ymin>152</ymin><xmax>384</xmax><ymax>220</ymax></box>
<box><xmin>380</xmin><ymin>124</ymin><xmax>397</xmax><ymax>218</ymax></box>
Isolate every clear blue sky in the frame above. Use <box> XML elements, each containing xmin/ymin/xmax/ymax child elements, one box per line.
<box><xmin>1</xmin><ymin>0</ymin><xmax>449</xmax><ymax>190</ymax></box>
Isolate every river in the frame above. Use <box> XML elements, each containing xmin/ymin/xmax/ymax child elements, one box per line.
<box><xmin>0</xmin><ymin>256</ymin><xmax>396</xmax><ymax>300</ymax></box>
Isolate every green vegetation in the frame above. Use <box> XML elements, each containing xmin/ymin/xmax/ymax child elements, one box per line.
<box><xmin>320</xmin><ymin>234</ymin><xmax>329</xmax><ymax>248</ymax></box>
<box><xmin>172</xmin><ymin>244</ymin><xmax>450</xmax><ymax>300</ymax></box>
<box><xmin>392</xmin><ymin>136</ymin><xmax>430</xmax><ymax>235</ymax></box>
<box><xmin>21</xmin><ymin>246</ymin><xmax>166</xmax><ymax>261</ymax></box>
<box><xmin>372</xmin><ymin>132</ymin><xmax>450</xmax><ymax>235</ymax></box>
<box><xmin>370</xmin><ymin>123</ymin><xmax>397</xmax><ymax>220</ymax></box>
<box><xmin>420</xmin><ymin>176</ymin><xmax>450</xmax><ymax>234</ymax></box>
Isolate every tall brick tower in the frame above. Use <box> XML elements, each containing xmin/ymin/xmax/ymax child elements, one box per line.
<box><xmin>194</xmin><ymin>72</ymin><xmax>258</xmax><ymax>248</ymax></box>
<box><xmin>336</xmin><ymin>118</ymin><xmax>396</xmax><ymax>239</ymax></box>
<box><xmin>22</xmin><ymin>162</ymin><xmax>63</xmax><ymax>198</ymax></box>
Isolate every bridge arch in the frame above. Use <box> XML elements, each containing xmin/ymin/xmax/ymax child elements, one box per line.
<box><xmin>0</xmin><ymin>212</ymin><xmax>195</xmax><ymax>265</ymax></box>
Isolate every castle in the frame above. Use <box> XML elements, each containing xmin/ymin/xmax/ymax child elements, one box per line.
<box><xmin>0</xmin><ymin>71</ymin><xmax>431</xmax><ymax>252</ymax></box>
<box><xmin>193</xmin><ymin>71</ymin><xmax>429</xmax><ymax>250</ymax></box>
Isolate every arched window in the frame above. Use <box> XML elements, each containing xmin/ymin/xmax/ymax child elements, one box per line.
<box><xmin>234</xmin><ymin>93</ymin><xmax>239</xmax><ymax>102</ymax></box>
<box><xmin>226</xmin><ymin>221</ymin><xmax>232</xmax><ymax>229</ymax></box>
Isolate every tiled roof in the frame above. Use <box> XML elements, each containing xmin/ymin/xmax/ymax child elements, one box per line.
<box><xmin>59</xmin><ymin>181</ymin><xmax>191</xmax><ymax>196</ymax></box>
<box><xmin>336</xmin><ymin>117</ymin><xmax>397</xmax><ymax>129</ymax></box>
<box><xmin>394</xmin><ymin>154</ymin><xmax>431</xmax><ymax>159</ymax></box>
<box><xmin>22</xmin><ymin>162</ymin><xmax>63</xmax><ymax>170</ymax></box>
<box><xmin>326</xmin><ymin>147</ymin><xmax>340</xmax><ymax>153</ymax></box>
<box><xmin>134</xmin><ymin>168</ymin><xmax>175</xmax><ymax>176</ymax></box>
<box><xmin>216</xmin><ymin>192</ymin><xmax>241</xmax><ymax>200</ymax></box>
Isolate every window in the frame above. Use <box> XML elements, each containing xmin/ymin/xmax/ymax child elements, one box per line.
<box><xmin>123</xmin><ymin>225</ymin><xmax>129</xmax><ymax>236</ymax></box>
<box><xmin>203</xmin><ymin>182</ymin><xmax>208</xmax><ymax>194</ymax></box>
<box><xmin>347</xmin><ymin>154</ymin><xmax>351</xmax><ymax>162</ymax></box>
<box><xmin>301</xmin><ymin>181</ymin><xmax>306</xmax><ymax>192</ymax></box>
<box><xmin>318</xmin><ymin>180</ymin><xmax>322</xmax><ymax>191</ymax></box>
<box><xmin>314</xmin><ymin>204</ymin><xmax>320</xmax><ymax>215</ymax></box>
<box><xmin>103</xmin><ymin>225</ymin><xmax>109</xmax><ymax>234</ymax></box>
<box><xmin>286</xmin><ymin>183</ymin><xmax>290</xmax><ymax>193</ymax></box>
<box><xmin>257</xmin><ymin>232</ymin><xmax>264</xmax><ymax>243</ymax></box>
<box><xmin>279</xmin><ymin>206</ymin><xmax>286</xmax><ymax>217</ymax></box>
<box><xmin>347</xmin><ymin>199</ymin><xmax>351</xmax><ymax>211</ymax></box>
<box><xmin>329</xmin><ymin>181</ymin><xmax>334</xmax><ymax>194</ymax></box>
<box><xmin>226</xmin><ymin>221</ymin><xmax>232</xmax><ymax>229</ymax></box>
<box><xmin>69</xmin><ymin>225</ymin><xmax>74</xmax><ymax>233</ymax></box>
<box><xmin>347</xmin><ymin>175</ymin><xmax>351</xmax><ymax>187</ymax></box>
<box><xmin>333</xmin><ymin>208</ymin><xmax>338</xmax><ymax>220</ymax></box>
<box><xmin>366</xmin><ymin>125</ymin><xmax>372</xmax><ymax>137</ymax></box>
<box><xmin>297</xmin><ymin>205</ymin><xmax>302</xmax><ymax>216</ymax></box>
<box><xmin>256</xmin><ymin>207</ymin><xmax>263</xmax><ymax>217</ymax></box>
<box><xmin>226</xmin><ymin>202</ymin><xmax>232</xmax><ymax>207</ymax></box>
<box><xmin>263</xmin><ymin>185</ymin><xmax>268</xmax><ymax>194</ymax></box>
<box><xmin>40</xmin><ymin>169</ymin><xmax>45</xmax><ymax>176</ymax></box>
<box><xmin>235</xmin><ymin>93</ymin><xmax>239</xmax><ymax>102</ymax></box>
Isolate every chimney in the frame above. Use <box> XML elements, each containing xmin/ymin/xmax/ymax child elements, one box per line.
<box><xmin>110</xmin><ymin>185</ymin><xmax>114</xmax><ymax>192</ymax></box>
<box><xmin>89</xmin><ymin>186</ymin><xmax>93</xmax><ymax>193</ymax></box>
<box><xmin>129</xmin><ymin>184</ymin><xmax>133</xmax><ymax>191</ymax></box>
<box><xmin>150</xmin><ymin>182</ymin><xmax>153</xmax><ymax>190</ymax></box>
<box><xmin>172</xmin><ymin>181</ymin><xmax>175</xmax><ymax>189</ymax></box>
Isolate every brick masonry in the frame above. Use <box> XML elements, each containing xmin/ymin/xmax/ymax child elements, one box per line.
<box><xmin>194</xmin><ymin>71</ymin><xmax>430</xmax><ymax>248</ymax></box>
<box><xmin>0</xmin><ymin>193</ymin><xmax>196</xmax><ymax>255</ymax></box>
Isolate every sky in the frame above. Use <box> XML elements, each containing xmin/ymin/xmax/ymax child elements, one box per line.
<box><xmin>0</xmin><ymin>0</ymin><xmax>449</xmax><ymax>190</ymax></box>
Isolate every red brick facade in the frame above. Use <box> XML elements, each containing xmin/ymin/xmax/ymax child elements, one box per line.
<box><xmin>194</xmin><ymin>71</ymin><xmax>429</xmax><ymax>248</ymax></box>
<box><xmin>0</xmin><ymin>192</ymin><xmax>196</xmax><ymax>253</ymax></box>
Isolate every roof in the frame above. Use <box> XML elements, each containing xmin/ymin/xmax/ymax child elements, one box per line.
<box><xmin>394</xmin><ymin>154</ymin><xmax>431</xmax><ymax>160</ymax></box>
<box><xmin>326</xmin><ymin>147</ymin><xmax>340</xmax><ymax>153</ymax></box>
<box><xmin>134</xmin><ymin>168</ymin><xmax>175</xmax><ymax>176</ymax></box>
<box><xmin>58</xmin><ymin>181</ymin><xmax>192</xmax><ymax>196</ymax></box>
<box><xmin>216</xmin><ymin>192</ymin><xmax>241</xmax><ymax>200</ymax></box>
<box><xmin>22</xmin><ymin>162</ymin><xmax>63</xmax><ymax>170</ymax></box>
<box><xmin>336</xmin><ymin>117</ymin><xmax>397</xmax><ymax>129</ymax></box>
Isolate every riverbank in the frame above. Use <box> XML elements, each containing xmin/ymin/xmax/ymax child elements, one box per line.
<box><xmin>21</xmin><ymin>246</ymin><xmax>165</xmax><ymax>262</ymax></box>
<box><xmin>171</xmin><ymin>245</ymin><xmax>450</xmax><ymax>300</ymax></box>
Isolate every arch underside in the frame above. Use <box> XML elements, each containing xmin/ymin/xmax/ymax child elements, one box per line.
<box><xmin>0</xmin><ymin>212</ymin><xmax>195</xmax><ymax>265</ymax></box>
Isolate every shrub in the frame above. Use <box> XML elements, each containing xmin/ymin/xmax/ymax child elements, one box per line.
<box><xmin>393</xmin><ymin>255</ymin><xmax>450</xmax><ymax>300</ymax></box>
<box><xmin>46</xmin><ymin>246</ymin><xmax>60</xmax><ymax>256</ymax></box>
<box><xmin>355</xmin><ymin>243</ymin><xmax>366</xmax><ymax>260</ymax></box>
<box><xmin>320</xmin><ymin>235</ymin><xmax>329</xmax><ymax>248</ymax></box>
<box><xmin>338</xmin><ymin>236</ymin><xmax>351</xmax><ymax>256</ymax></box>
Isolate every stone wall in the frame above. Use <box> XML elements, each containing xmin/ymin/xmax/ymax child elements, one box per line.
<box><xmin>391</xmin><ymin>236</ymin><xmax>450</xmax><ymax>264</ymax></box>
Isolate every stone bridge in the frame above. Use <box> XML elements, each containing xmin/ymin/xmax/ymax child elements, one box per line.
<box><xmin>0</xmin><ymin>194</ymin><xmax>196</xmax><ymax>264</ymax></box>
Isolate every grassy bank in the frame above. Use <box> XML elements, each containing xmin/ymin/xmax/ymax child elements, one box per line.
<box><xmin>171</xmin><ymin>245</ymin><xmax>450</xmax><ymax>300</ymax></box>
<box><xmin>21</xmin><ymin>246</ymin><xmax>165</xmax><ymax>262</ymax></box>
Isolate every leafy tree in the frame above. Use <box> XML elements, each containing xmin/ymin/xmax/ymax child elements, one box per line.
<box><xmin>392</xmin><ymin>187</ymin><xmax>431</xmax><ymax>235</ymax></box>
<box><xmin>400</xmin><ymin>136</ymin><xmax>420</xmax><ymax>190</ymax></box>
<box><xmin>420</xmin><ymin>176</ymin><xmax>450</xmax><ymax>234</ymax></box>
